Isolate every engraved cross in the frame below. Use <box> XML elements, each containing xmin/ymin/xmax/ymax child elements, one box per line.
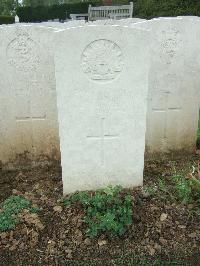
<box><xmin>152</xmin><ymin>91</ymin><xmax>181</xmax><ymax>139</ymax></box>
<box><xmin>16</xmin><ymin>115</ymin><xmax>46</xmax><ymax>122</ymax></box>
<box><xmin>87</xmin><ymin>118</ymin><xmax>118</xmax><ymax>165</ymax></box>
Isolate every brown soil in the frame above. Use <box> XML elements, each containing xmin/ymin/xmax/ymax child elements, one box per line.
<box><xmin>0</xmin><ymin>156</ymin><xmax>200</xmax><ymax>266</ymax></box>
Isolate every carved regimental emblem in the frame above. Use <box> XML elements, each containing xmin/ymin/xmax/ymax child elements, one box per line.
<box><xmin>81</xmin><ymin>39</ymin><xmax>123</xmax><ymax>81</ymax></box>
<box><xmin>160</xmin><ymin>27</ymin><xmax>182</xmax><ymax>63</ymax></box>
<box><xmin>7</xmin><ymin>31</ymin><xmax>40</xmax><ymax>72</ymax></box>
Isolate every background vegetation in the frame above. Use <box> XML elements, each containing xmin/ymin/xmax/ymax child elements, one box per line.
<box><xmin>0</xmin><ymin>14</ymin><xmax>14</xmax><ymax>24</ymax></box>
<box><xmin>133</xmin><ymin>0</ymin><xmax>200</xmax><ymax>19</ymax></box>
<box><xmin>17</xmin><ymin>1</ymin><xmax>101</xmax><ymax>22</ymax></box>
<box><xmin>1</xmin><ymin>0</ymin><xmax>200</xmax><ymax>23</ymax></box>
<box><xmin>16</xmin><ymin>0</ymin><xmax>200</xmax><ymax>22</ymax></box>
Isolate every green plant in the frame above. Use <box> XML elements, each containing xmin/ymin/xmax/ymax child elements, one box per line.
<box><xmin>143</xmin><ymin>185</ymin><xmax>157</xmax><ymax>196</ymax></box>
<box><xmin>63</xmin><ymin>185</ymin><xmax>133</xmax><ymax>238</ymax></box>
<box><xmin>158</xmin><ymin>177</ymin><xmax>167</xmax><ymax>193</ymax></box>
<box><xmin>174</xmin><ymin>176</ymin><xmax>191</xmax><ymax>203</ymax></box>
<box><xmin>0</xmin><ymin>195</ymin><xmax>31</xmax><ymax>231</ymax></box>
<box><xmin>0</xmin><ymin>15</ymin><xmax>14</xmax><ymax>24</ymax></box>
<box><xmin>172</xmin><ymin>168</ymin><xmax>200</xmax><ymax>204</ymax></box>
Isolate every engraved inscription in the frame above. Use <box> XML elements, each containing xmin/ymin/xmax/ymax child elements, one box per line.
<box><xmin>81</xmin><ymin>39</ymin><xmax>123</xmax><ymax>81</ymax></box>
<box><xmin>87</xmin><ymin>118</ymin><xmax>118</xmax><ymax>165</ymax></box>
<box><xmin>7</xmin><ymin>31</ymin><xmax>40</xmax><ymax>72</ymax></box>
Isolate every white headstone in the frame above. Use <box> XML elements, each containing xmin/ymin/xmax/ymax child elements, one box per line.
<box><xmin>15</xmin><ymin>15</ymin><xmax>19</xmax><ymax>23</ymax></box>
<box><xmin>37</xmin><ymin>20</ymin><xmax>85</xmax><ymax>29</ymax></box>
<box><xmin>117</xmin><ymin>18</ymin><xmax>146</xmax><ymax>25</ymax></box>
<box><xmin>64</xmin><ymin>20</ymin><xmax>86</xmax><ymax>27</ymax></box>
<box><xmin>55</xmin><ymin>25</ymin><xmax>150</xmax><ymax>194</ymax></box>
<box><xmin>87</xmin><ymin>18</ymin><xmax>146</xmax><ymax>26</ymax></box>
<box><xmin>134</xmin><ymin>17</ymin><xmax>200</xmax><ymax>154</ymax></box>
<box><xmin>0</xmin><ymin>25</ymin><xmax>60</xmax><ymax>166</ymax></box>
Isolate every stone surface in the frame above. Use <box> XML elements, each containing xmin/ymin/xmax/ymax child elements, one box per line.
<box><xmin>117</xmin><ymin>18</ymin><xmax>146</xmax><ymax>25</ymax></box>
<box><xmin>87</xmin><ymin>18</ymin><xmax>145</xmax><ymax>25</ymax></box>
<box><xmin>55</xmin><ymin>25</ymin><xmax>149</xmax><ymax>194</ymax></box>
<box><xmin>64</xmin><ymin>20</ymin><xmax>86</xmax><ymax>27</ymax></box>
<box><xmin>134</xmin><ymin>17</ymin><xmax>200</xmax><ymax>154</ymax></box>
<box><xmin>42</xmin><ymin>20</ymin><xmax>85</xmax><ymax>28</ymax></box>
<box><xmin>1</xmin><ymin>17</ymin><xmax>200</xmax><ymax>169</ymax></box>
<box><xmin>0</xmin><ymin>25</ymin><xmax>60</xmax><ymax>167</ymax></box>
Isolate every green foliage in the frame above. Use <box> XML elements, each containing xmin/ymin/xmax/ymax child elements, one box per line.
<box><xmin>22</xmin><ymin>0</ymin><xmax>60</xmax><ymax>7</ymax></box>
<box><xmin>133</xmin><ymin>0</ymin><xmax>200</xmax><ymax>19</ymax></box>
<box><xmin>17</xmin><ymin>1</ymin><xmax>101</xmax><ymax>22</ymax></box>
<box><xmin>144</xmin><ymin>165</ymin><xmax>200</xmax><ymax>208</ymax></box>
<box><xmin>0</xmin><ymin>212</ymin><xmax>19</xmax><ymax>232</ymax></box>
<box><xmin>156</xmin><ymin>169</ymin><xmax>200</xmax><ymax>205</ymax></box>
<box><xmin>16</xmin><ymin>0</ymin><xmax>200</xmax><ymax>22</ymax></box>
<box><xmin>0</xmin><ymin>15</ymin><xmax>14</xmax><ymax>24</ymax></box>
<box><xmin>1</xmin><ymin>195</ymin><xmax>31</xmax><ymax>214</ymax></box>
<box><xmin>158</xmin><ymin>178</ymin><xmax>166</xmax><ymax>192</ymax></box>
<box><xmin>143</xmin><ymin>185</ymin><xmax>157</xmax><ymax>196</ymax></box>
<box><xmin>0</xmin><ymin>195</ymin><xmax>31</xmax><ymax>231</ymax></box>
<box><xmin>172</xmin><ymin>174</ymin><xmax>191</xmax><ymax>202</ymax></box>
<box><xmin>22</xmin><ymin>0</ymin><xmax>99</xmax><ymax>6</ymax></box>
<box><xmin>173</xmin><ymin>173</ymin><xmax>200</xmax><ymax>204</ymax></box>
<box><xmin>0</xmin><ymin>0</ymin><xmax>19</xmax><ymax>16</ymax></box>
<box><xmin>63</xmin><ymin>185</ymin><xmax>133</xmax><ymax>238</ymax></box>
<box><xmin>12</xmin><ymin>0</ymin><xmax>200</xmax><ymax>22</ymax></box>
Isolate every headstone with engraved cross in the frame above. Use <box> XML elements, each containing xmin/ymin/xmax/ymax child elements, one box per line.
<box><xmin>151</xmin><ymin>91</ymin><xmax>181</xmax><ymax>151</ymax></box>
<box><xmin>0</xmin><ymin>25</ymin><xmax>60</xmax><ymax>166</ymax></box>
<box><xmin>135</xmin><ymin>18</ymin><xmax>200</xmax><ymax>154</ymax></box>
<box><xmin>55</xmin><ymin>25</ymin><xmax>150</xmax><ymax>194</ymax></box>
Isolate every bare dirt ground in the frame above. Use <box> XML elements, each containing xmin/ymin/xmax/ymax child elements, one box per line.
<box><xmin>0</xmin><ymin>155</ymin><xmax>199</xmax><ymax>266</ymax></box>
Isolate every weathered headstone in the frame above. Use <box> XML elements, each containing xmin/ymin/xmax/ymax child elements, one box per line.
<box><xmin>134</xmin><ymin>17</ymin><xmax>200</xmax><ymax>154</ymax></box>
<box><xmin>55</xmin><ymin>25</ymin><xmax>150</xmax><ymax>194</ymax></box>
<box><xmin>0</xmin><ymin>25</ymin><xmax>60</xmax><ymax>167</ymax></box>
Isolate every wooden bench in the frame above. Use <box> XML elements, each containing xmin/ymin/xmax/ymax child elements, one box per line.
<box><xmin>88</xmin><ymin>2</ymin><xmax>133</xmax><ymax>21</ymax></box>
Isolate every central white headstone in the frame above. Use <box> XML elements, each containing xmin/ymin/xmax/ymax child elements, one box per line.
<box><xmin>55</xmin><ymin>25</ymin><xmax>149</xmax><ymax>194</ymax></box>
